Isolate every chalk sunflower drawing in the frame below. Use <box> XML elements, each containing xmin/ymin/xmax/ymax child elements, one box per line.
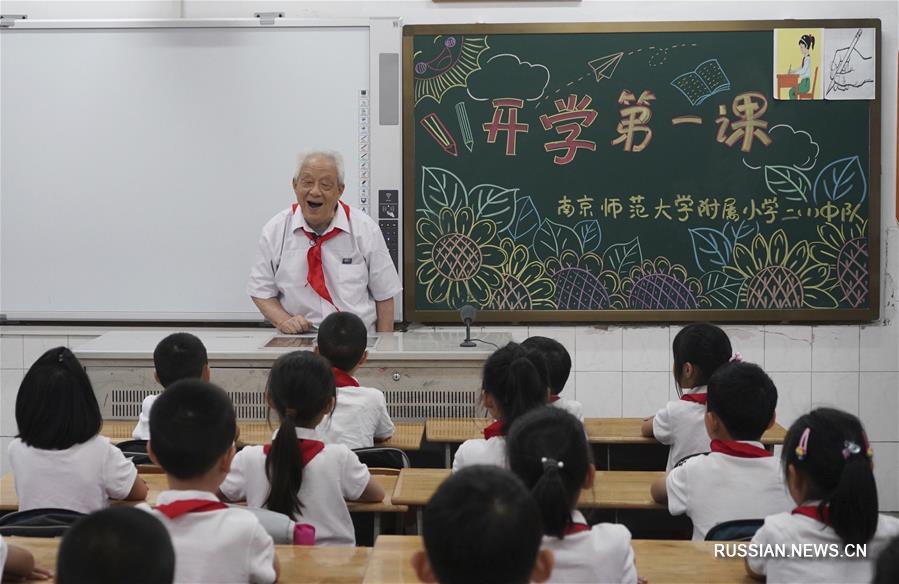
<box><xmin>814</xmin><ymin>220</ymin><xmax>868</xmax><ymax>308</ymax></box>
<box><xmin>543</xmin><ymin>250</ymin><xmax>622</xmax><ymax>310</ymax></box>
<box><xmin>619</xmin><ymin>257</ymin><xmax>706</xmax><ymax>310</ymax></box>
<box><xmin>725</xmin><ymin>230</ymin><xmax>836</xmax><ymax>309</ymax></box>
<box><xmin>416</xmin><ymin>207</ymin><xmax>506</xmax><ymax>307</ymax></box>
<box><xmin>489</xmin><ymin>239</ymin><xmax>556</xmax><ymax>310</ymax></box>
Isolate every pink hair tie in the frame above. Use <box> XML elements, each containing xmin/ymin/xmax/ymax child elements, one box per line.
<box><xmin>795</xmin><ymin>427</ymin><xmax>811</xmax><ymax>461</ymax></box>
<box><xmin>729</xmin><ymin>352</ymin><xmax>743</xmax><ymax>363</ymax></box>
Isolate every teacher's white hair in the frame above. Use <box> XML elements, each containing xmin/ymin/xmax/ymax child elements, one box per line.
<box><xmin>293</xmin><ymin>150</ymin><xmax>345</xmax><ymax>185</ymax></box>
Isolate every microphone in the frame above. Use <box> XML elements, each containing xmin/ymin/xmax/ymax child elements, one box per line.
<box><xmin>459</xmin><ymin>305</ymin><xmax>477</xmax><ymax>348</ymax></box>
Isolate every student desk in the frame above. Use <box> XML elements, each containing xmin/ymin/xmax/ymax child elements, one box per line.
<box><xmin>426</xmin><ymin>417</ymin><xmax>787</xmax><ymax>468</ymax></box>
<box><xmin>4</xmin><ymin>536</ymin><xmax>373</xmax><ymax>584</ymax></box>
<box><xmin>100</xmin><ymin>420</ymin><xmax>426</xmax><ymax>451</ymax></box>
<box><xmin>361</xmin><ymin>535</ymin><xmax>752</xmax><ymax>584</ymax></box>
<box><xmin>391</xmin><ymin>468</ymin><xmax>664</xmax><ymax>530</ymax></box>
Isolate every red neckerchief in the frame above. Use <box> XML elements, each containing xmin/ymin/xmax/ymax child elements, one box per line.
<box><xmin>291</xmin><ymin>201</ymin><xmax>351</xmax><ymax>306</ymax></box>
<box><xmin>563</xmin><ymin>522</ymin><xmax>590</xmax><ymax>535</ymax></box>
<box><xmin>792</xmin><ymin>505</ymin><xmax>831</xmax><ymax>525</ymax></box>
<box><xmin>155</xmin><ymin>499</ymin><xmax>228</xmax><ymax>519</ymax></box>
<box><xmin>332</xmin><ymin>367</ymin><xmax>360</xmax><ymax>388</ymax></box>
<box><xmin>680</xmin><ymin>393</ymin><xmax>707</xmax><ymax>405</ymax></box>
<box><xmin>709</xmin><ymin>439</ymin><xmax>772</xmax><ymax>458</ymax></box>
<box><xmin>548</xmin><ymin>395</ymin><xmax>561</xmax><ymax>403</ymax></box>
<box><xmin>483</xmin><ymin>420</ymin><xmax>506</xmax><ymax>440</ymax></box>
<box><xmin>263</xmin><ymin>439</ymin><xmax>325</xmax><ymax>465</ymax></box>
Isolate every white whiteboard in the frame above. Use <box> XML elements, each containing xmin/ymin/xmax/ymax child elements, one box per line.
<box><xmin>1</xmin><ymin>21</ymin><xmax>369</xmax><ymax>320</ymax></box>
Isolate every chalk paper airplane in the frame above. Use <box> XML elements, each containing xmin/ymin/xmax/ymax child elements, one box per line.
<box><xmin>588</xmin><ymin>52</ymin><xmax>623</xmax><ymax>82</ymax></box>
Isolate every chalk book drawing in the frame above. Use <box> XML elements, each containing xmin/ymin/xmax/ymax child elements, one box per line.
<box><xmin>670</xmin><ymin>59</ymin><xmax>731</xmax><ymax>106</ymax></box>
<box><xmin>823</xmin><ymin>28</ymin><xmax>876</xmax><ymax>100</ymax></box>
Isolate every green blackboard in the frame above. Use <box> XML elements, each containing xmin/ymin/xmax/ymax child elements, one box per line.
<box><xmin>403</xmin><ymin>21</ymin><xmax>881</xmax><ymax>323</ymax></box>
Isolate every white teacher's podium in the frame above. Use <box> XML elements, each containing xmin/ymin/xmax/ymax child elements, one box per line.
<box><xmin>75</xmin><ymin>330</ymin><xmax>509</xmax><ymax>421</ymax></box>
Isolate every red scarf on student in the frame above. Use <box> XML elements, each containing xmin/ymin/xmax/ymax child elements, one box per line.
<box><xmin>155</xmin><ymin>499</ymin><xmax>228</xmax><ymax>519</ymax></box>
<box><xmin>680</xmin><ymin>393</ymin><xmax>707</xmax><ymax>405</ymax></box>
<box><xmin>563</xmin><ymin>522</ymin><xmax>590</xmax><ymax>535</ymax></box>
<box><xmin>483</xmin><ymin>420</ymin><xmax>506</xmax><ymax>440</ymax></box>
<box><xmin>792</xmin><ymin>504</ymin><xmax>831</xmax><ymax>525</ymax></box>
<box><xmin>263</xmin><ymin>439</ymin><xmax>325</xmax><ymax>464</ymax></box>
<box><xmin>332</xmin><ymin>367</ymin><xmax>360</xmax><ymax>388</ymax></box>
<box><xmin>291</xmin><ymin>201</ymin><xmax>351</xmax><ymax>306</ymax></box>
<box><xmin>709</xmin><ymin>439</ymin><xmax>772</xmax><ymax>458</ymax></box>
<box><xmin>548</xmin><ymin>395</ymin><xmax>561</xmax><ymax>403</ymax></box>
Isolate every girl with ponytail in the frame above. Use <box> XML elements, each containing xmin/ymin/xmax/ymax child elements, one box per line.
<box><xmin>746</xmin><ymin>408</ymin><xmax>899</xmax><ymax>582</ymax></box>
<box><xmin>452</xmin><ymin>342</ymin><xmax>550</xmax><ymax>471</ymax></box>
<box><xmin>220</xmin><ymin>351</ymin><xmax>384</xmax><ymax>545</ymax></box>
<box><xmin>507</xmin><ymin>407</ymin><xmax>637</xmax><ymax>583</ymax></box>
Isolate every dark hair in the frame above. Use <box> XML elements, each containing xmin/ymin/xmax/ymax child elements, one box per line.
<box><xmin>874</xmin><ymin>535</ymin><xmax>899</xmax><ymax>584</ymax></box>
<box><xmin>264</xmin><ymin>351</ymin><xmax>335</xmax><ymax>517</ymax></box>
<box><xmin>706</xmin><ymin>361</ymin><xmax>777</xmax><ymax>440</ymax></box>
<box><xmin>672</xmin><ymin>323</ymin><xmax>732</xmax><ymax>388</ymax></box>
<box><xmin>782</xmin><ymin>408</ymin><xmax>878</xmax><ymax>546</ymax></box>
<box><xmin>57</xmin><ymin>506</ymin><xmax>175</xmax><ymax>584</ymax></box>
<box><xmin>482</xmin><ymin>342</ymin><xmax>549</xmax><ymax>430</ymax></box>
<box><xmin>520</xmin><ymin>336</ymin><xmax>571</xmax><ymax>396</ymax></box>
<box><xmin>317</xmin><ymin>312</ymin><xmax>367</xmax><ymax>373</ymax></box>
<box><xmin>507</xmin><ymin>407</ymin><xmax>590</xmax><ymax>538</ymax></box>
<box><xmin>149</xmin><ymin>379</ymin><xmax>236</xmax><ymax>480</ymax></box>
<box><xmin>423</xmin><ymin>465</ymin><xmax>543</xmax><ymax>584</ymax></box>
<box><xmin>799</xmin><ymin>34</ymin><xmax>816</xmax><ymax>50</ymax></box>
<box><xmin>153</xmin><ymin>332</ymin><xmax>208</xmax><ymax>387</ymax></box>
<box><xmin>15</xmin><ymin>347</ymin><xmax>102</xmax><ymax>449</ymax></box>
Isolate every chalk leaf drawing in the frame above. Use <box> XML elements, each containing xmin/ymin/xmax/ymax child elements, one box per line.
<box><xmin>416</xmin><ymin>207</ymin><xmax>505</xmax><ymax>308</ymax></box>
<box><xmin>420</xmin><ymin>167</ymin><xmax>467</xmax><ymax>217</ymax></box>
<box><xmin>689</xmin><ymin>228</ymin><xmax>733</xmax><ymax>273</ymax></box>
<box><xmin>725</xmin><ymin>230</ymin><xmax>836</xmax><ymax>309</ymax></box>
<box><xmin>813</xmin><ymin>155</ymin><xmax>867</xmax><ymax>204</ymax></box>
<box><xmin>605</xmin><ymin>237</ymin><xmax>644</xmax><ymax>277</ymax></box>
<box><xmin>575</xmin><ymin>220</ymin><xmax>602</xmax><ymax>254</ymax></box>
<box><xmin>503</xmin><ymin>196</ymin><xmax>542</xmax><ymax>247</ymax></box>
<box><xmin>765</xmin><ymin>165</ymin><xmax>812</xmax><ymax>202</ymax></box>
<box><xmin>466</xmin><ymin>184</ymin><xmax>517</xmax><ymax>228</ymax></box>
<box><xmin>533</xmin><ymin>220</ymin><xmax>582</xmax><ymax>262</ymax></box>
<box><xmin>700</xmin><ymin>271</ymin><xmax>743</xmax><ymax>309</ymax></box>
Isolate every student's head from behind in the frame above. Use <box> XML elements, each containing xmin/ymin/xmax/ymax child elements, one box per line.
<box><xmin>782</xmin><ymin>408</ymin><xmax>878</xmax><ymax>546</ymax></box>
<box><xmin>705</xmin><ymin>361</ymin><xmax>777</xmax><ymax>441</ymax></box>
<box><xmin>413</xmin><ymin>465</ymin><xmax>553</xmax><ymax>584</ymax></box>
<box><xmin>520</xmin><ymin>336</ymin><xmax>571</xmax><ymax>396</ymax></box>
<box><xmin>57</xmin><ymin>506</ymin><xmax>175</xmax><ymax>584</ymax></box>
<box><xmin>482</xmin><ymin>342</ymin><xmax>549</xmax><ymax>428</ymax></box>
<box><xmin>507</xmin><ymin>407</ymin><xmax>593</xmax><ymax>538</ymax></box>
<box><xmin>264</xmin><ymin>351</ymin><xmax>336</xmax><ymax>517</ymax></box>
<box><xmin>147</xmin><ymin>379</ymin><xmax>236</xmax><ymax>480</ymax></box>
<box><xmin>15</xmin><ymin>347</ymin><xmax>101</xmax><ymax>450</ymax></box>
<box><xmin>153</xmin><ymin>332</ymin><xmax>209</xmax><ymax>387</ymax></box>
<box><xmin>671</xmin><ymin>323</ymin><xmax>733</xmax><ymax>390</ymax></box>
<box><xmin>316</xmin><ymin>312</ymin><xmax>367</xmax><ymax>373</ymax></box>
<box><xmin>874</xmin><ymin>535</ymin><xmax>899</xmax><ymax>584</ymax></box>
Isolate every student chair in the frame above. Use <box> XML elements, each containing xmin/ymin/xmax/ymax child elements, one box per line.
<box><xmin>115</xmin><ymin>439</ymin><xmax>152</xmax><ymax>466</ymax></box>
<box><xmin>798</xmin><ymin>67</ymin><xmax>819</xmax><ymax>100</ymax></box>
<box><xmin>705</xmin><ymin>519</ymin><xmax>765</xmax><ymax>541</ymax></box>
<box><xmin>0</xmin><ymin>508</ymin><xmax>85</xmax><ymax>537</ymax></box>
<box><xmin>353</xmin><ymin>446</ymin><xmax>411</xmax><ymax>470</ymax></box>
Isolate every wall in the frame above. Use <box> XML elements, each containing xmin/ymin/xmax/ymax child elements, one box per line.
<box><xmin>0</xmin><ymin>0</ymin><xmax>896</xmax><ymax>509</ymax></box>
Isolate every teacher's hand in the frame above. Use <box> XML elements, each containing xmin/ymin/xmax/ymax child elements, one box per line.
<box><xmin>277</xmin><ymin>314</ymin><xmax>313</xmax><ymax>334</ymax></box>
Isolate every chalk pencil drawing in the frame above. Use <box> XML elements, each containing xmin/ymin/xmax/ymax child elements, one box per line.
<box><xmin>419</xmin><ymin>112</ymin><xmax>459</xmax><ymax>157</ymax></box>
<box><xmin>454</xmin><ymin>101</ymin><xmax>475</xmax><ymax>152</ymax></box>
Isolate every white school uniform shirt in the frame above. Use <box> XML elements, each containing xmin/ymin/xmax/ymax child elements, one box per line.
<box><xmin>316</xmin><ymin>384</ymin><xmax>395</xmax><ymax>450</ymax></box>
<box><xmin>132</xmin><ymin>394</ymin><xmax>159</xmax><ymax>440</ymax></box>
<box><xmin>220</xmin><ymin>426</ymin><xmax>371</xmax><ymax>546</ymax></box>
<box><xmin>0</xmin><ymin>534</ymin><xmax>7</xmax><ymax>582</ymax></box>
<box><xmin>550</xmin><ymin>397</ymin><xmax>584</xmax><ymax>422</ymax></box>
<box><xmin>247</xmin><ymin>203</ymin><xmax>402</xmax><ymax>331</ymax></box>
<box><xmin>452</xmin><ymin>436</ymin><xmax>507</xmax><ymax>472</ymax></box>
<box><xmin>748</xmin><ymin>509</ymin><xmax>899</xmax><ymax>583</ymax></box>
<box><xmin>652</xmin><ymin>385</ymin><xmax>710</xmax><ymax>470</ymax></box>
<box><xmin>140</xmin><ymin>489</ymin><xmax>276</xmax><ymax>584</ymax></box>
<box><xmin>666</xmin><ymin>441</ymin><xmax>794</xmax><ymax>540</ymax></box>
<box><xmin>8</xmin><ymin>435</ymin><xmax>137</xmax><ymax>513</ymax></box>
<box><xmin>542</xmin><ymin>511</ymin><xmax>638</xmax><ymax>584</ymax></box>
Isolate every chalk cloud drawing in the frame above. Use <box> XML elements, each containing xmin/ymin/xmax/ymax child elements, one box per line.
<box><xmin>466</xmin><ymin>53</ymin><xmax>550</xmax><ymax>102</ymax></box>
<box><xmin>742</xmin><ymin>124</ymin><xmax>820</xmax><ymax>178</ymax></box>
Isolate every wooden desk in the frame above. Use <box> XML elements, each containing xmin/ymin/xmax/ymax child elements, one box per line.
<box><xmin>101</xmin><ymin>420</ymin><xmax>425</xmax><ymax>451</ymax></box>
<box><xmin>424</xmin><ymin>418</ymin><xmax>490</xmax><ymax>467</ymax></box>
<box><xmin>777</xmin><ymin>72</ymin><xmax>800</xmax><ymax>99</ymax></box>
<box><xmin>361</xmin><ymin>535</ymin><xmax>751</xmax><ymax>584</ymax></box>
<box><xmin>4</xmin><ymin>537</ymin><xmax>373</xmax><ymax>584</ymax></box>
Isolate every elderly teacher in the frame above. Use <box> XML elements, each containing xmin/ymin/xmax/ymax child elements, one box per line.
<box><xmin>248</xmin><ymin>150</ymin><xmax>401</xmax><ymax>333</ymax></box>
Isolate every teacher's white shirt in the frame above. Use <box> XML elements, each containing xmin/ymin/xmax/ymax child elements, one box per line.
<box><xmin>247</xmin><ymin>203</ymin><xmax>401</xmax><ymax>331</ymax></box>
